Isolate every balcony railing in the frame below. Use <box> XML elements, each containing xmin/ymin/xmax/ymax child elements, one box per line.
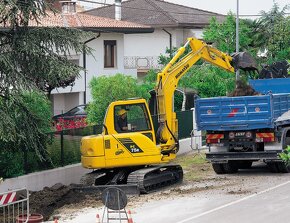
<box><xmin>124</xmin><ymin>56</ymin><xmax>163</xmax><ymax>70</ymax></box>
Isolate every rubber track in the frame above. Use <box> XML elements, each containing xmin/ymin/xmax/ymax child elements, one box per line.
<box><xmin>126</xmin><ymin>164</ymin><xmax>183</xmax><ymax>193</ymax></box>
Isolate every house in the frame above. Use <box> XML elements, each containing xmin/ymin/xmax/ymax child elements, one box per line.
<box><xmin>37</xmin><ymin>1</ymin><xmax>154</xmax><ymax>115</ymax></box>
<box><xmin>84</xmin><ymin>0</ymin><xmax>225</xmax><ymax>77</ymax></box>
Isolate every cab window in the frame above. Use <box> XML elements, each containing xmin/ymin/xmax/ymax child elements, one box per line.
<box><xmin>114</xmin><ymin>104</ymin><xmax>151</xmax><ymax>133</ymax></box>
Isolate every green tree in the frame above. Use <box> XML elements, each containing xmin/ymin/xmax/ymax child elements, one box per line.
<box><xmin>203</xmin><ymin>14</ymin><xmax>253</xmax><ymax>54</ymax></box>
<box><xmin>0</xmin><ymin>91</ymin><xmax>52</xmax><ymax>177</ymax></box>
<box><xmin>252</xmin><ymin>3</ymin><xmax>289</xmax><ymax>62</ymax></box>
<box><xmin>0</xmin><ymin>1</ymin><xmax>92</xmax><ymax>161</ymax></box>
<box><xmin>87</xmin><ymin>74</ymin><xmax>150</xmax><ymax>124</ymax></box>
<box><xmin>179</xmin><ymin>64</ymin><xmax>235</xmax><ymax>98</ymax></box>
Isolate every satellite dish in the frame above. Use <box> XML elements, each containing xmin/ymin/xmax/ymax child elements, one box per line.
<box><xmin>101</xmin><ymin>187</ymin><xmax>128</xmax><ymax>210</ymax></box>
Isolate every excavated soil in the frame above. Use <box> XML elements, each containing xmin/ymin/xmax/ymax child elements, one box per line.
<box><xmin>29</xmin><ymin>184</ymin><xmax>102</xmax><ymax>221</ymax></box>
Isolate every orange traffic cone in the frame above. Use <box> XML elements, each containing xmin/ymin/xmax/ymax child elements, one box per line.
<box><xmin>96</xmin><ymin>214</ymin><xmax>101</xmax><ymax>223</ymax></box>
<box><xmin>127</xmin><ymin>210</ymin><xmax>133</xmax><ymax>223</ymax></box>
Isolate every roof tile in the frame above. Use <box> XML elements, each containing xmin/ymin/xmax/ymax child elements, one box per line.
<box><xmin>28</xmin><ymin>11</ymin><xmax>152</xmax><ymax>29</ymax></box>
<box><xmin>84</xmin><ymin>0</ymin><xmax>225</xmax><ymax>28</ymax></box>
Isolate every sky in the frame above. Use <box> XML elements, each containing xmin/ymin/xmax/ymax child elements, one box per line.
<box><xmin>80</xmin><ymin>0</ymin><xmax>289</xmax><ymax>17</ymax></box>
<box><xmin>166</xmin><ymin>0</ymin><xmax>289</xmax><ymax>16</ymax></box>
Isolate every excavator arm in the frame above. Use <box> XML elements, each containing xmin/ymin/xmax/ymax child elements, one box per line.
<box><xmin>156</xmin><ymin>38</ymin><xmax>256</xmax><ymax>154</ymax></box>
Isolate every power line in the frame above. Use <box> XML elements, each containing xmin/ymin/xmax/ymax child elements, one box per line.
<box><xmin>77</xmin><ymin>0</ymin><xmax>290</xmax><ymax>17</ymax></box>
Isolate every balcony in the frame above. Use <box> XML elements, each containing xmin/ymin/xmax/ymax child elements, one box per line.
<box><xmin>124</xmin><ymin>56</ymin><xmax>163</xmax><ymax>70</ymax></box>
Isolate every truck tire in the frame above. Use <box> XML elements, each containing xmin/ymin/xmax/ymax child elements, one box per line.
<box><xmin>276</xmin><ymin>162</ymin><xmax>290</xmax><ymax>173</ymax></box>
<box><xmin>212</xmin><ymin>163</ymin><xmax>225</xmax><ymax>174</ymax></box>
<box><xmin>223</xmin><ymin>161</ymin><xmax>238</xmax><ymax>173</ymax></box>
<box><xmin>267</xmin><ymin>162</ymin><xmax>279</xmax><ymax>173</ymax></box>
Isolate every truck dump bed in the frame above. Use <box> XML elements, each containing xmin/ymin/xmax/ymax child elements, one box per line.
<box><xmin>195</xmin><ymin>78</ymin><xmax>290</xmax><ymax>131</ymax></box>
<box><xmin>195</xmin><ymin>95</ymin><xmax>273</xmax><ymax>131</ymax></box>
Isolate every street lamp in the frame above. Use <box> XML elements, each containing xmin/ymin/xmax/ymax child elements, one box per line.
<box><xmin>236</xmin><ymin>0</ymin><xmax>239</xmax><ymax>80</ymax></box>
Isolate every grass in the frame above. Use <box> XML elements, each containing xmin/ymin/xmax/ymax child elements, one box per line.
<box><xmin>173</xmin><ymin>152</ymin><xmax>212</xmax><ymax>182</ymax></box>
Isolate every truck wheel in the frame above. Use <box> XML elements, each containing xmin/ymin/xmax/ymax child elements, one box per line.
<box><xmin>276</xmin><ymin>162</ymin><xmax>290</xmax><ymax>173</ymax></box>
<box><xmin>267</xmin><ymin>162</ymin><xmax>279</xmax><ymax>173</ymax></box>
<box><xmin>223</xmin><ymin>162</ymin><xmax>238</xmax><ymax>173</ymax></box>
<box><xmin>212</xmin><ymin>164</ymin><xmax>225</xmax><ymax>174</ymax></box>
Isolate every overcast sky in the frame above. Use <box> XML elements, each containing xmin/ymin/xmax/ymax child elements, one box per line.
<box><xmin>82</xmin><ymin>0</ymin><xmax>289</xmax><ymax>17</ymax></box>
<box><xmin>166</xmin><ymin>0</ymin><xmax>289</xmax><ymax>16</ymax></box>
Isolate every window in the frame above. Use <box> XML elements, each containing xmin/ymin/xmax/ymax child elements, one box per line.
<box><xmin>114</xmin><ymin>104</ymin><xmax>151</xmax><ymax>133</ymax></box>
<box><xmin>104</xmin><ymin>40</ymin><xmax>117</xmax><ymax>68</ymax></box>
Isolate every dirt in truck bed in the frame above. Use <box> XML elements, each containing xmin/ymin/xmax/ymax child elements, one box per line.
<box><xmin>228</xmin><ymin>80</ymin><xmax>259</xmax><ymax>97</ymax></box>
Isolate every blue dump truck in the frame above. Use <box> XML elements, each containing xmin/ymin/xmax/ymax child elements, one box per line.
<box><xmin>195</xmin><ymin>78</ymin><xmax>290</xmax><ymax>173</ymax></box>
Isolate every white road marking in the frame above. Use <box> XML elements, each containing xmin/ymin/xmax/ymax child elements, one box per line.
<box><xmin>177</xmin><ymin>180</ymin><xmax>290</xmax><ymax>223</ymax></box>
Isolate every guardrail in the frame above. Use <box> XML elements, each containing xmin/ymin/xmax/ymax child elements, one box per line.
<box><xmin>0</xmin><ymin>188</ymin><xmax>29</xmax><ymax>223</ymax></box>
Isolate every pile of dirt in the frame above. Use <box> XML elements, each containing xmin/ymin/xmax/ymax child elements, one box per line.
<box><xmin>228</xmin><ymin>80</ymin><xmax>259</xmax><ymax>97</ymax></box>
<box><xmin>29</xmin><ymin>183</ymin><xmax>101</xmax><ymax>221</ymax></box>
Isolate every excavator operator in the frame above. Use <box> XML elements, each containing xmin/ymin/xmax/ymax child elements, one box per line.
<box><xmin>117</xmin><ymin>109</ymin><xmax>128</xmax><ymax>131</ymax></box>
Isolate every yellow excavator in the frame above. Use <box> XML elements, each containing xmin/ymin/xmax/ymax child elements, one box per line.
<box><xmin>80</xmin><ymin>38</ymin><xmax>256</xmax><ymax>193</ymax></box>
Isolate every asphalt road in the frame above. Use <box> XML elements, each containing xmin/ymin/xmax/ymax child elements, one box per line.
<box><xmin>132</xmin><ymin>165</ymin><xmax>290</xmax><ymax>223</ymax></box>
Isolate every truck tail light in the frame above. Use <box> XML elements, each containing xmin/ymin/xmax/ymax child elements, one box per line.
<box><xmin>256</xmin><ymin>133</ymin><xmax>274</xmax><ymax>142</ymax></box>
<box><xmin>206</xmin><ymin>134</ymin><xmax>224</xmax><ymax>144</ymax></box>
<box><xmin>207</xmin><ymin>138</ymin><xmax>219</xmax><ymax>144</ymax></box>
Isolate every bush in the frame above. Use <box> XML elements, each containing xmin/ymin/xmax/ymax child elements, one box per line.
<box><xmin>87</xmin><ymin>74</ymin><xmax>150</xmax><ymax>124</ymax></box>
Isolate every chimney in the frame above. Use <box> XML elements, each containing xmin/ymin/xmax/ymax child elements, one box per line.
<box><xmin>115</xmin><ymin>0</ymin><xmax>122</xmax><ymax>20</ymax></box>
<box><xmin>60</xmin><ymin>0</ymin><xmax>77</xmax><ymax>14</ymax></box>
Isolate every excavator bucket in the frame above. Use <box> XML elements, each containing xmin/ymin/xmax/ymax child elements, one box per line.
<box><xmin>231</xmin><ymin>52</ymin><xmax>258</xmax><ymax>72</ymax></box>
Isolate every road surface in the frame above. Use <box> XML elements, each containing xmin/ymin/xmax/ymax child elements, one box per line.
<box><xmin>132</xmin><ymin>165</ymin><xmax>290</xmax><ymax>223</ymax></box>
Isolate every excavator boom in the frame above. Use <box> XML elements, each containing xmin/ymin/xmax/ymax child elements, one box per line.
<box><xmin>155</xmin><ymin>38</ymin><xmax>257</xmax><ymax>154</ymax></box>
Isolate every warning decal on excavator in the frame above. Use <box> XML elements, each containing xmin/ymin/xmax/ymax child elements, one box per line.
<box><xmin>118</xmin><ymin>138</ymin><xmax>144</xmax><ymax>153</ymax></box>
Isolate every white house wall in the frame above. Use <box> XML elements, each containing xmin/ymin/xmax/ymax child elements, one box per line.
<box><xmin>51</xmin><ymin>28</ymin><xmax>205</xmax><ymax>114</ymax></box>
<box><xmin>51</xmin><ymin>32</ymin><xmax>137</xmax><ymax>113</ymax></box>
<box><xmin>124</xmin><ymin>28</ymin><xmax>205</xmax><ymax>57</ymax></box>
<box><xmin>124</xmin><ymin>29</ymin><xmax>171</xmax><ymax>57</ymax></box>
<box><xmin>85</xmin><ymin>33</ymin><xmax>137</xmax><ymax>102</ymax></box>
<box><xmin>53</xmin><ymin>92</ymin><xmax>83</xmax><ymax>115</ymax></box>
<box><xmin>183</xmin><ymin>29</ymin><xmax>204</xmax><ymax>41</ymax></box>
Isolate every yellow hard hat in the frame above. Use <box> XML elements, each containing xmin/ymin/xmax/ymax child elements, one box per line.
<box><xmin>118</xmin><ymin>109</ymin><xmax>127</xmax><ymax>116</ymax></box>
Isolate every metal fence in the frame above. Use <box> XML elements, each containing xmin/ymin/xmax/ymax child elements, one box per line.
<box><xmin>46</xmin><ymin>124</ymin><xmax>103</xmax><ymax>167</ymax></box>
<box><xmin>3</xmin><ymin>110</ymin><xmax>194</xmax><ymax>178</ymax></box>
<box><xmin>0</xmin><ymin>188</ymin><xmax>29</xmax><ymax>223</ymax></box>
<box><xmin>151</xmin><ymin>110</ymin><xmax>194</xmax><ymax>140</ymax></box>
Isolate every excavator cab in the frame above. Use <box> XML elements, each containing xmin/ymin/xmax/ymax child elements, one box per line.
<box><xmin>81</xmin><ymin>99</ymin><xmax>167</xmax><ymax>170</ymax></box>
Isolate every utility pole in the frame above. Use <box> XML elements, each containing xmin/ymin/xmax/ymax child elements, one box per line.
<box><xmin>236</xmin><ymin>0</ymin><xmax>240</xmax><ymax>80</ymax></box>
